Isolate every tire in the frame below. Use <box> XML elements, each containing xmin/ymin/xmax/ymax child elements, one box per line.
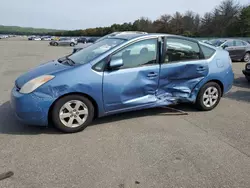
<box><xmin>54</xmin><ymin>42</ymin><xmax>58</xmax><ymax>46</ymax></box>
<box><xmin>195</xmin><ymin>82</ymin><xmax>222</xmax><ymax>111</ymax></box>
<box><xmin>51</xmin><ymin>95</ymin><xmax>95</xmax><ymax>133</ymax></box>
<box><xmin>243</xmin><ymin>52</ymin><xmax>250</xmax><ymax>62</ymax></box>
<box><xmin>70</xmin><ymin>42</ymin><xmax>75</xmax><ymax>46</ymax></box>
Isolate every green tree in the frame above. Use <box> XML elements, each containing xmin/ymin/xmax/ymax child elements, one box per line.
<box><xmin>238</xmin><ymin>5</ymin><xmax>250</xmax><ymax>36</ymax></box>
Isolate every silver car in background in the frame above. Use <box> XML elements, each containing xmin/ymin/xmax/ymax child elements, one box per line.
<box><xmin>50</xmin><ymin>37</ymin><xmax>78</xmax><ymax>46</ymax></box>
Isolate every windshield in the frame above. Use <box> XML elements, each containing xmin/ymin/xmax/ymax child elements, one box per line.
<box><xmin>95</xmin><ymin>33</ymin><xmax>118</xmax><ymax>43</ymax></box>
<box><xmin>67</xmin><ymin>38</ymin><xmax>125</xmax><ymax>64</ymax></box>
<box><xmin>209</xmin><ymin>39</ymin><xmax>226</xmax><ymax>47</ymax></box>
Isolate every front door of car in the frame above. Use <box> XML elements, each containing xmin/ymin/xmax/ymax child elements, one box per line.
<box><xmin>157</xmin><ymin>37</ymin><xmax>209</xmax><ymax>103</ymax></box>
<box><xmin>103</xmin><ymin>38</ymin><xmax>160</xmax><ymax>113</ymax></box>
<box><xmin>234</xmin><ymin>40</ymin><xmax>247</xmax><ymax>60</ymax></box>
<box><xmin>60</xmin><ymin>38</ymin><xmax>67</xmax><ymax>45</ymax></box>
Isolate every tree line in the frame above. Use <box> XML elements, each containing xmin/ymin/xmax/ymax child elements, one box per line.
<box><xmin>50</xmin><ymin>0</ymin><xmax>250</xmax><ymax>37</ymax></box>
<box><xmin>0</xmin><ymin>25</ymin><xmax>64</xmax><ymax>35</ymax></box>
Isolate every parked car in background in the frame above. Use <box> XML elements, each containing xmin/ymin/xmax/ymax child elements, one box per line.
<box><xmin>34</xmin><ymin>37</ymin><xmax>42</xmax><ymax>41</ymax></box>
<box><xmin>243</xmin><ymin>62</ymin><xmax>250</xmax><ymax>82</ymax></box>
<box><xmin>77</xmin><ymin>37</ymin><xmax>87</xmax><ymax>43</ymax></box>
<box><xmin>11</xmin><ymin>33</ymin><xmax>234</xmax><ymax>133</ymax></box>
<box><xmin>73</xmin><ymin>31</ymin><xmax>148</xmax><ymax>53</ymax></box>
<box><xmin>49</xmin><ymin>38</ymin><xmax>77</xmax><ymax>46</ymax></box>
<box><xmin>0</xmin><ymin>35</ymin><xmax>9</xmax><ymax>39</ymax></box>
<box><xmin>208</xmin><ymin>38</ymin><xmax>250</xmax><ymax>62</ymax></box>
<box><xmin>28</xmin><ymin>36</ymin><xmax>36</xmax><ymax>40</ymax></box>
<box><xmin>43</xmin><ymin>37</ymin><xmax>52</xmax><ymax>41</ymax></box>
<box><xmin>87</xmin><ymin>37</ymin><xmax>99</xmax><ymax>43</ymax></box>
<box><xmin>41</xmin><ymin>36</ymin><xmax>52</xmax><ymax>41</ymax></box>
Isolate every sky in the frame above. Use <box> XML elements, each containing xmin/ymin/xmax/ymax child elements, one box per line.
<box><xmin>0</xmin><ymin>0</ymin><xmax>249</xmax><ymax>30</ymax></box>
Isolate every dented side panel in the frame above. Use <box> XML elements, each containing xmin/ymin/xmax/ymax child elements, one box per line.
<box><xmin>156</xmin><ymin>60</ymin><xmax>209</xmax><ymax>104</ymax></box>
<box><xmin>11</xmin><ymin>63</ymin><xmax>105</xmax><ymax>126</ymax></box>
<box><xmin>103</xmin><ymin>65</ymin><xmax>160</xmax><ymax>112</ymax></box>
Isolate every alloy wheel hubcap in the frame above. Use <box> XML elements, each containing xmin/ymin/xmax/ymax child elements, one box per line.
<box><xmin>244</xmin><ymin>54</ymin><xmax>250</xmax><ymax>62</ymax></box>
<box><xmin>59</xmin><ymin>100</ymin><xmax>88</xmax><ymax>128</ymax></box>
<box><xmin>203</xmin><ymin>86</ymin><xmax>219</xmax><ymax>108</ymax></box>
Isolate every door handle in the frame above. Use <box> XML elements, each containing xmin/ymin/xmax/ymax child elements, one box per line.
<box><xmin>196</xmin><ymin>66</ymin><xmax>206</xmax><ymax>71</ymax></box>
<box><xmin>147</xmin><ymin>72</ymin><xmax>158</xmax><ymax>77</ymax></box>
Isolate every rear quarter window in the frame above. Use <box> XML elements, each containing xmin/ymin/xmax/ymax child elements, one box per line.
<box><xmin>200</xmin><ymin>45</ymin><xmax>216</xmax><ymax>59</ymax></box>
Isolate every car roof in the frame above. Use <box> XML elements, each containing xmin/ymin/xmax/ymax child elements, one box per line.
<box><xmin>109</xmin><ymin>33</ymin><xmax>200</xmax><ymax>43</ymax></box>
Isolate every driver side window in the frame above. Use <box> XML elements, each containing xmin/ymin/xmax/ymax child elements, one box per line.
<box><xmin>111</xmin><ymin>39</ymin><xmax>158</xmax><ymax>69</ymax></box>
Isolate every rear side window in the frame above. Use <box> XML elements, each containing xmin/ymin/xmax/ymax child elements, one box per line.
<box><xmin>200</xmin><ymin>44</ymin><xmax>216</xmax><ymax>59</ymax></box>
<box><xmin>235</xmin><ymin>40</ymin><xmax>244</xmax><ymax>46</ymax></box>
<box><xmin>165</xmin><ymin>38</ymin><xmax>201</xmax><ymax>63</ymax></box>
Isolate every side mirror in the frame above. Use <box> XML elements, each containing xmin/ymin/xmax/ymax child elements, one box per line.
<box><xmin>222</xmin><ymin>45</ymin><xmax>228</xmax><ymax>49</ymax></box>
<box><xmin>109</xmin><ymin>58</ymin><xmax>124</xmax><ymax>70</ymax></box>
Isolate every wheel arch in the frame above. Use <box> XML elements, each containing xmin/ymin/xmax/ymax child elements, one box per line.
<box><xmin>203</xmin><ymin>79</ymin><xmax>224</xmax><ymax>96</ymax></box>
<box><xmin>48</xmin><ymin>92</ymin><xmax>99</xmax><ymax>123</ymax></box>
<box><xmin>242</xmin><ymin>51</ymin><xmax>250</xmax><ymax>61</ymax></box>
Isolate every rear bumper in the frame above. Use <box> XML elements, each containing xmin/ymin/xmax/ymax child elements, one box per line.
<box><xmin>223</xmin><ymin>68</ymin><xmax>234</xmax><ymax>95</ymax></box>
<box><xmin>10</xmin><ymin>86</ymin><xmax>53</xmax><ymax>126</ymax></box>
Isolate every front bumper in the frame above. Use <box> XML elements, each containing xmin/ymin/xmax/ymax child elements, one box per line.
<box><xmin>10</xmin><ymin>86</ymin><xmax>54</xmax><ymax>126</ymax></box>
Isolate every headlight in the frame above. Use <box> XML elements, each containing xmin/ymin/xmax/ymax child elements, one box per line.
<box><xmin>19</xmin><ymin>75</ymin><xmax>55</xmax><ymax>94</ymax></box>
<box><xmin>246</xmin><ymin>64</ymin><xmax>250</xmax><ymax>70</ymax></box>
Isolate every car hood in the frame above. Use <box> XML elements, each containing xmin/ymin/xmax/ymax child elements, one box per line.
<box><xmin>15</xmin><ymin>60</ymin><xmax>71</xmax><ymax>88</ymax></box>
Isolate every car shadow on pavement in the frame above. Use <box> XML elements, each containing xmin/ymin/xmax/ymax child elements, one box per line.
<box><xmin>224</xmin><ymin>77</ymin><xmax>250</xmax><ymax>103</ymax></box>
<box><xmin>225</xmin><ymin>90</ymin><xmax>250</xmax><ymax>103</ymax></box>
<box><xmin>233</xmin><ymin>77</ymin><xmax>250</xmax><ymax>89</ymax></box>
<box><xmin>0</xmin><ymin>101</ymin><xmax>60</xmax><ymax>135</ymax></box>
<box><xmin>0</xmin><ymin>101</ymin><xmax>198</xmax><ymax>135</ymax></box>
<box><xmin>92</xmin><ymin>104</ymin><xmax>199</xmax><ymax>126</ymax></box>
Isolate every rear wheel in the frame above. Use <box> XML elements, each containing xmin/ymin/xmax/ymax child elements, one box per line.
<box><xmin>243</xmin><ymin>52</ymin><xmax>250</xmax><ymax>62</ymax></box>
<box><xmin>195</xmin><ymin>82</ymin><xmax>222</xmax><ymax>111</ymax></box>
<box><xmin>70</xmin><ymin>42</ymin><xmax>75</xmax><ymax>46</ymax></box>
<box><xmin>54</xmin><ymin>42</ymin><xmax>58</xmax><ymax>46</ymax></box>
<box><xmin>51</xmin><ymin>95</ymin><xmax>94</xmax><ymax>133</ymax></box>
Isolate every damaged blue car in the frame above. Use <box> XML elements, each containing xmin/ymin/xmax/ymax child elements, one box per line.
<box><xmin>11</xmin><ymin>33</ymin><xmax>234</xmax><ymax>133</ymax></box>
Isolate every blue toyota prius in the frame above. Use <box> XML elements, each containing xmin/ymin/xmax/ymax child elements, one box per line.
<box><xmin>11</xmin><ymin>33</ymin><xmax>234</xmax><ymax>133</ymax></box>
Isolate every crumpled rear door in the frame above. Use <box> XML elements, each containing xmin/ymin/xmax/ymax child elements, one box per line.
<box><xmin>156</xmin><ymin>37</ymin><xmax>209</xmax><ymax>104</ymax></box>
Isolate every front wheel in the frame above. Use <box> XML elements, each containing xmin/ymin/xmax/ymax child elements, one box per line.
<box><xmin>51</xmin><ymin>95</ymin><xmax>94</xmax><ymax>133</ymax></box>
<box><xmin>70</xmin><ymin>42</ymin><xmax>75</xmax><ymax>46</ymax></box>
<box><xmin>195</xmin><ymin>82</ymin><xmax>222</xmax><ymax>111</ymax></box>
